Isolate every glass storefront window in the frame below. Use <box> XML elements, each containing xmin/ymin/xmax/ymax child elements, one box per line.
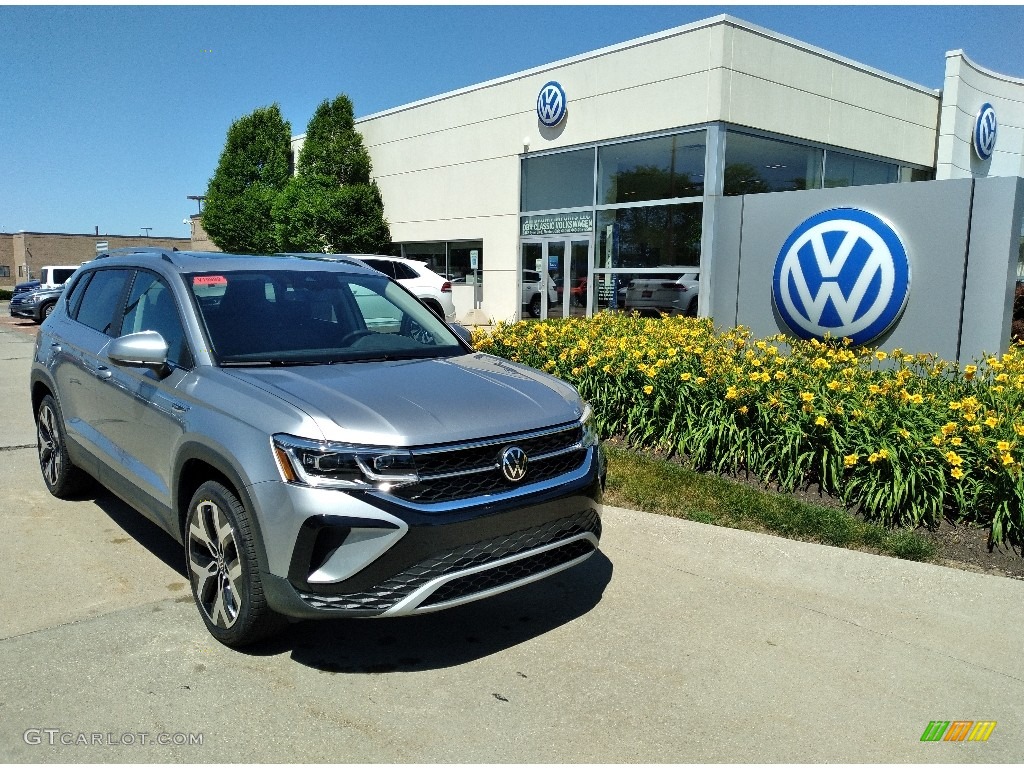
<box><xmin>596</xmin><ymin>203</ymin><xmax>702</xmax><ymax>269</ymax></box>
<box><xmin>598</xmin><ymin>133</ymin><xmax>706</xmax><ymax>204</ymax></box>
<box><xmin>724</xmin><ymin>132</ymin><xmax>823</xmax><ymax>196</ymax></box>
<box><xmin>521</xmin><ymin>148</ymin><xmax>594</xmax><ymax>212</ymax></box>
<box><xmin>400</xmin><ymin>240</ymin><xmax>482</xmax><ymax>282</ymax></box>
<box><xmin>824</xmin><ymin>151</ymin><xmax>899</xmax><ymax>188</ymax></box>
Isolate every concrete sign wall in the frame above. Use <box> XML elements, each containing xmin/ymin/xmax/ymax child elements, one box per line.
<box><xmin>709</xmin><ymin>176</ymin><xmax>1024</xmax><ymax>363</ymax></box>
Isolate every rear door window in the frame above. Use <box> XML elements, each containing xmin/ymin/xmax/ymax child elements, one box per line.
<box><xmin>73</xmin><ymin>269</ymin><xmax>132</xmax><ymax>336</ymax></box>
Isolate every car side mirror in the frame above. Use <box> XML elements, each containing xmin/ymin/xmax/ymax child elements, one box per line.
<box><xmin>107</xmin><ymin>330</ymin><xmax>170</xmax><ymax>374</ymax></box>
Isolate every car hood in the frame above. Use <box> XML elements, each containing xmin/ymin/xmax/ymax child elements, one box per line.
<box><xmin>222</xmin><ymin>352</ymin><xmax>583</xmax><ymax>446</ymax></box>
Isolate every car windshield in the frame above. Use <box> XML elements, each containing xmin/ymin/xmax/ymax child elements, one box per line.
<box><xmin>188</xmin><ymin>269</ymin><xmax>465</xmax><ymax>365</ymax></box>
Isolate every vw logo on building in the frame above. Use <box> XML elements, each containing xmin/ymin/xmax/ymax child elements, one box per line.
<box><xmin>500</xmin><ymin>446</ymin><xmax>528</xmax><ymax>482</ymax></box>
<box><xmin>772</xmin><ymin>208</ymin><xmax>911</xmax><ymax>346</ymax></box>
<box><xmin>973</xmin><ymin>102</ymin><xmax>998</xmax><ymax>160</ymax></box>
<box><xmin>536</xmin><ymin>81</ymin><xmax>567</xmax><ymax>127</ymax></box>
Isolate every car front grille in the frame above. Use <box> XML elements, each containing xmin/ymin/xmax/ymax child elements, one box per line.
<box><xmin>390</xmin><ymin>423</ymin><xmax>587</xmax><ymax>504</ymax></box>
<box><xmin>298</xmin><ymin>508</ymin><xmax>601</xmax><ymax>613</ymax></box>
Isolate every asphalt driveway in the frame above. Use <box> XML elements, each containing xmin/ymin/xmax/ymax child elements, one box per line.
<box><xmin>1</xmin><ymin>309</ymin><xmax>1022</xmax><ymax>762</ymax></box>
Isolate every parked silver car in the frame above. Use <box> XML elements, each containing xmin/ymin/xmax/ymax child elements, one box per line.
<box><xmin>30</xmin><ymin>248</ymin><xmax>604</xmax><ymax>646</ymax></box>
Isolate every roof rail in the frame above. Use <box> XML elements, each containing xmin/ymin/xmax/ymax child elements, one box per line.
<box><xmin>274</xmin><ymin>252</ymin><xmax>369</xmax><ymax>269</ymax></box>
<box><xmin>94</xmin><ymin>246</ymin><xmax>178</xmax><ymax>262</ymax></box>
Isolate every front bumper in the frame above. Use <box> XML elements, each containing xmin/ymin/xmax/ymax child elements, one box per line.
<box><xmin>261</xmin><ymin>445</ymin><xmax>604</xmax><ymax>619</ymax></box>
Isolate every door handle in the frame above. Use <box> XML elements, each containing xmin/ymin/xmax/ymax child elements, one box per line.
<box><xmin>93</xmin><ymin>366</ymin><xmax>112</xmax><ymax>381</ymax></box>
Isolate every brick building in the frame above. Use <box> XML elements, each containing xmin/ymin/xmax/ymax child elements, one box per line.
<box><xmin>0</xmin><ymin>232</ymin><xmax>193</xmax><ymax>288</ymax></box>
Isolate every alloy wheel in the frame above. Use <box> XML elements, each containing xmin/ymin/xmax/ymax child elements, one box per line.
<box><xmin>188</xmin><ymin>500</ymin><xmax>244</xmax><ymax>629</ymax></box>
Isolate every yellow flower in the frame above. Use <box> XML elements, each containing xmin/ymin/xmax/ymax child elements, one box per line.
<box><xmin>875</xmin><ymin>351</ymin><xmax>887</xmax><ymax>361</ymax></box>
<box><xmin>643</xmin><ymin>385</ymin><xmax>654</xmax><ymax>395</ymax></box>
<box><xmin>945</xmin><ymin>451</ymin><xmax>964</xmax><ymax>467</ymax></box>
<box><xmin>964</xmin><ymin>365</ymin><xmax>977</xmax><ymax>380</ymax></box>
<box><xmin>932</xmin><ymin>435</ymin><xmax>944</xmax><ymax>446</ymax></box>
<box><xmin>800</xmin><ymin>391</ymin><xmax>814</xmax><ymax>403</ymax></box>
<box><xmin>1015</xmin><ymin>425</ymin><xmax>1024</xmax><ymax>436</ymax></box>
<box><xmin>679</xmin><ymin>372</ymin><xmax>692</xmax><ymax>381</ymax></box>
<box><xmin>738</xmin><ymin>405</ymin><xmax>749</xmax><ymax>415</ymax></box>
<box><xmin>968</xmin><ymin>425</ymin><xmax>982</xmax><ymax>434</ymax></box>
<box><xmin>1002</xmin><ymin>452</ymin><xmax>1015</xmax><ymax>467</ymax></box>
<box><xmin>827</xmin><ymin>380</ymin><xmax>840</xmax><ymax>391</ymax></box>
<box><xmin>898</xmin><ymin>428</ymin><xmax>910</xmax><ymax>439</ymax></box>
<box><xmin>951</xmin><ymin>467</ymin><xmax>965</xmax><ymax>480</ymax></box>
<box><xmin>941</xmin><ymin>422</ymin><xmax>958</xmax><ymax>436</ymax></box>
<box><xmin>984</xmin><ymin>417</ymin><xmax>998</xmax><ymax>428</ymax></box>
<box><xmin>725</xmin><ymin>386</ymin><xmax>738</xmax><ymax>400</ymax></box>
<box><xmin>997</xmin><ymin>441</ymin><xmax>1011</xmax><ymax>452</ymax></box>
<box><xmin>950</xmin><ymin>437</ymin><xmax>963</xmax><ymax>446</ymax></box>
<box><xmin>815</xmin><ymin>416</ymin><xmax>828</xmax><ymax>427</ymax></box>
<box><xmin>843</xmin><ymin>454</ymin><xmax>859</xmax><ymax>467</ymax></box>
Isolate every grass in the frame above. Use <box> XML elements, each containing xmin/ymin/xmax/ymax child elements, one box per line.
<box><xmin>604</xmin><ymin>444</ymin><xmax>936</xmax><ymax>563</ymax></box>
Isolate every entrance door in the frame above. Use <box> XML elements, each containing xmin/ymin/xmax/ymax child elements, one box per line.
<box><xmin>520</xmin><ymin>237</ymin><xmax>592</xmax><ymax>320</ymax></box>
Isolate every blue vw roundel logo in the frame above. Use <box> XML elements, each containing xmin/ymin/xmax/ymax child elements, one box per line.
<box><xmin>973</xmin><ymin>102</ymin><xmax>997</xmax><ymax>160</ymax></box>
<box><xmin>537</xmin><ymin>81</ymin><xmax>567</xmax><ymax>127</ymax></box>
<box><xmin>772</xmin><ymin>208</ymin><xmax>911</xmax><ymax>346</ymax></box>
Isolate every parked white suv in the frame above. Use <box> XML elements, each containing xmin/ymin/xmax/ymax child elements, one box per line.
<box><xmin>355</xmin><ymin>256</ymin><xmax>457</xmax><ymax>323</ymax></box>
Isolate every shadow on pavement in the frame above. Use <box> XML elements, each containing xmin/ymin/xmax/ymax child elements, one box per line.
<box><xmin>90</xmin><ymin>489</ymin><xmax>187</xmax><ymax>578</ymax></box>
<box><xmin>84</xmin><ymin>485</ymin><xmax>613</xmax><ymax>672</ymax></box>
<box><xmin>256</xmin><ymin>551</ymin><xmax>613</xmax><ymax>673</ymax></box>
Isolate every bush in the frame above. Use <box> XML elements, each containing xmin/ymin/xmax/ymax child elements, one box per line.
<box><xmin>474</xmin><ymin>314</ymin><xmax>1024</xmax><ymax>546</ymax></box>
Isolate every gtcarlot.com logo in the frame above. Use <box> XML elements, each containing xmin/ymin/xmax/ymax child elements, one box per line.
<box><xmin>24</xmin><ymin>729</ymin><xmax>203</xmax><ymax>747</ymax></box>
<box><xmin>920</xmin><ymin>720</ymin><xmax>996</xmax><ymax>742</ymax></box>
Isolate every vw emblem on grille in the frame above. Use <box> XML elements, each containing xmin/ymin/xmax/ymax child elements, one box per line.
<box><xmin>537</xmin><ymin>81</ymin><xmax>567</xmax><ymax>128</ymax></box>
<box><xmin>973</xmin><ymin>102</ymin><xmax>997</xmax><ymax>161</ymax></box>
<box><xmin>772</xmin><ymin>208</ymin><xmax>911</xmax><ymax>346</ymax></box>
<box><xmin>501</xmin><ymin>446</ymin><xmax>529</xmax><ymax>482</ymax></box>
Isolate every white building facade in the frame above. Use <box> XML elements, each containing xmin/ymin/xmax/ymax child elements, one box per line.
<box><xmin>294</xmin><ymin>15</ymin><xmax>1024</xmax><ymax>331</ymax></box>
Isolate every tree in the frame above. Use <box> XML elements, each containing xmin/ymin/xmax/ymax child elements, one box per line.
<box><xmin>273</xmin><ymin>95</ymin><xmax>391</xmax><ymax>254</ymax></box>
<box><xmin>203</xmin><ymin>105</ymin><xmax>292</xmax><ymax>254</ymax></box>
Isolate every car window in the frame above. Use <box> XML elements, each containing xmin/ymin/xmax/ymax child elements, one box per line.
<box><xmin>391</xmin><ymin>262</ymin><xmax>420</xmax><ymax>280</ymax></box>
<box><xmin>74</xmin><ymin>269</ymin><xmax>132</xmax><ymax>336</ymax></box>
<box><xmin>53</xmin><ymin>268</ymin><xmax>77</xmax><ymax>285</ymax></box>
<box><xmin>121</xmin><ymin>271</ymin><xmax>192</xmax><ymax>368</ymax></box>
<box><xmin>360</xmin><ymin>259</ymin><xmax>395</xmax><ymax>278</ymax></box>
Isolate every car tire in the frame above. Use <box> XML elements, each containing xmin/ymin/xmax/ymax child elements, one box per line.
<box><xmin>684</xmin><ymin>297</ymin><xmax>698</xmax><ymax>317</ymax></box>
<box><xmin>186</xmin><ymin>481</ymin><xmax>286</xmax><ymax>647</ymax></box>
<box><xmin>529</xmin><ymin>295</ymin><xmax>541</xmax><ymax>318</ymax></box>
<box><xmin>36</xmin><ymin>394</ymin><xmax>92</xmax><ymax>498</ymax></box>
<box><xmin>41</xmin><ymin>302</ymin><xmax>56</xmax><ymax>321</ymax></box>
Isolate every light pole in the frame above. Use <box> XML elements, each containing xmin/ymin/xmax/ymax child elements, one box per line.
<box><xmin>141</xmin><ymin>227</ymin><xmax>152</xmax><ymax>237</ymax></box>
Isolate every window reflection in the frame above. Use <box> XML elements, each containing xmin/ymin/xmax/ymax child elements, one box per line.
<box><xmin>521</xmin><ymin>149</ymin><xmax>594</xmax><ymax>212</ymax></box>
<box><xmin>596</xmin><ymin>204</ymin><xmax>702</xmax><ymax>269</ymax></box>
<box><xmin>598</xmin><ymin>134</ymin><xmax>705</xmax><ymax>204</ymax></box>
<box><xmin>724</xmin><ymin>132</ymin><xmax>823</xmax><ymax>196</ymax></box>
<box><xmin>824</xmin><ymin>151</ymin><xmax>899</xmax><ymax>188</ymax></box>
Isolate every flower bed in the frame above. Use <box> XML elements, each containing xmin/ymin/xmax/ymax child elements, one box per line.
<box><xmin>473</xmin><ymin>314</ymin><xmax>1024</xmax><ymax>546</ymax></box>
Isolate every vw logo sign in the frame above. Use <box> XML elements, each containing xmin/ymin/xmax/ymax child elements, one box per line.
<box><xmin>772</xmin><ymin>208</ymin><xmax>911</xmax><ymax>346</ymax></box>
<box><xmin>536</xmin><ymin>81</ymin><xmax>567</xmax><ymax>128</ymax></box>
<box><xmin>500</xmin><ymin>445</ymin><xmax>528</xmax><ymax>482</ymax></box>
<box><xmin>973</xmin><ymin>102</ymin><xmax>997</xmax><ymax>160</ymax></box>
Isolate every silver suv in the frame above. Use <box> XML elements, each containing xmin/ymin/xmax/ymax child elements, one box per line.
<box><xmin>30</xmin><ymin>248</ymin><xmax>603</xmax><ymax>646</ymax></box>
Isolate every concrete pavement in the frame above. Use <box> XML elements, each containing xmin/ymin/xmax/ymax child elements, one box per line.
<box><xmin>1</xmin><ymin>311</ymin><xmax>1022</xmax><ymax>762</ymax></box>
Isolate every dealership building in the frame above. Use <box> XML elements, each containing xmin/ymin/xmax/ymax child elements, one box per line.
<box><xmin>294</xmin><ymin>14</ymin><xmax>1024</xmax><ymax>360</ymax></box>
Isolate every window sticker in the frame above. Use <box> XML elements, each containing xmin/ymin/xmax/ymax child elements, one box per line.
<box><xmin>193</xmin><ymin>275</ymin><xmax>228</xmax><ymax>286</ymax></box>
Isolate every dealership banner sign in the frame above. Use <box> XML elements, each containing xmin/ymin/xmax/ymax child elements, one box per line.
<box><xmin>521</xmin><ymin>212</ymin><xmax>594</xmax><ymax>236</ymax></box>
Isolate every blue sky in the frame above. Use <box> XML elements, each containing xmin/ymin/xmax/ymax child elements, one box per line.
<box><xmin>2</xmin><ymin>4</ymin><xmax>1022</xmax><ymax>237</ymax></box>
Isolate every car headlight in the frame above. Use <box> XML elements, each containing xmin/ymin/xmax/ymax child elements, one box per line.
<box><xmin>581</xmin><ymin>402</ymin><xmax>599</xmax><ymax>448</ymax></box>
<box><xmin>272</xmin><ymin>434</ymin><xmax>418</xmax><ymax>490</ymax></box>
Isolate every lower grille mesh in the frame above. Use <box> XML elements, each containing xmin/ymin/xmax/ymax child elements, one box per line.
<box><xmin>299</xmin><ymin>509</ymin><xmax>601</xmax><ymax>613</ymax></box>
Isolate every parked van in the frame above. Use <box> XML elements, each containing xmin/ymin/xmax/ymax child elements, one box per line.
<box><xmin>37</xmin><ymin>265</ymin><xmax>80</xmax><ymax>289</ymax></box>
